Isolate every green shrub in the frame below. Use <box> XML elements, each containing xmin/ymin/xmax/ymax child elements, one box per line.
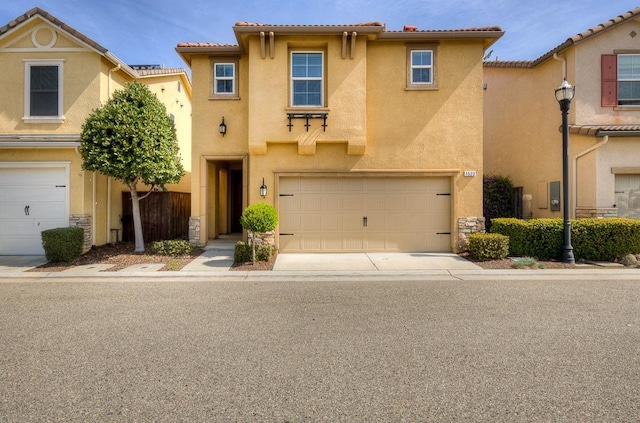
<box><xmin>491</xmin><ymin>217</ymin><xmax>640</xmax><ymax>261</ymax></box>
<box><xmin>240</xmin><ymin>203</ymin><xmax>279</xmax><ymax>234</ymax></box>
<box><xmin>572</xmin><ymin>218</ymin><xmax>640</xmax><ymax>261</ymax></box>
<box><xmin>483</xmin><ymin>174</ymin><xmax>516</xmax><ymax>230</ymax></box>
<box><xmin>151</xmin><ymin>239</ymin><xmax>193</xmax><ymax>256</ymax></box>
<box><xmin>489</xmin><ymin>218</ymin><xmax>527</xmax><ymax>256</ymax></box>
<box><xmin>467</xmin><ymin>233</ymin><xmax>509</xmax><ymax>261</ymax></box>
<box><xmin>41</xmin><ymin>227</ymin><xmax>84</xmax><ymax>263</ymax></box>
<box><xmin>234</xmin><ymin>241</ymin><xmax>272</xmax><ymax>264</ymax></box>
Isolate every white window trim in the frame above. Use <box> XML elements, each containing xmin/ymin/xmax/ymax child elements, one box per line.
<box><xmin>23</xmin><ymin>59</ymin><xmax>65</xmax><ymax>124</ymax></box>
<box><xmin>210</xmin><ymin>58</ymin><xmax>240</xmax><ymax>100</ymax></box>
<box><xmin>406</xmin><ymin>44</ymin><xmax>438</xmax><ymax>90</ymax></box>
<box><xmin>214</xmin><ymin>62</ymin><xmax>235</xmax><ymax>95</ymax></box>
<box><xmin>290</xmin><ymin>51</ymin><xmax>324</xmax><ymax>108</ymax></box>
<box><xmin>617</xmin><ymin>53</ymin><xmax>640</xmax><ymax>106</ymax></box>
<box><xmin>410</xmin><ymin>50</ymin><xmax>433</xmax><ymax>85</ymax></box>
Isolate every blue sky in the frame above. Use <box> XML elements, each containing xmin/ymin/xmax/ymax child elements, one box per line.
<box><xmin>2</xmin><ymin>1</ymin><xmax>639</xmax><ymax>69</ymax></box>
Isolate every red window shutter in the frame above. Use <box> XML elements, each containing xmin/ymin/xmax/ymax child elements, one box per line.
<box><xmin>601</xmin><ymin>54</ymin><xmax>617</xmax><ymax>107</ymax></box>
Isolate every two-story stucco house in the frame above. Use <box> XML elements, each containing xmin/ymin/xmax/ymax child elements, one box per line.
<box><xmin>177</xmin><ymin>22</ymin><xmax>503</xmax><ymax>253</ymax></box>
<box><xmin>484</xmin><ymin>7</ymin><xmax>640</xmax><ymax>221</ymax></box>
<box><xmin>0</xmin><ymin>8</ymin><xmax>192</xmax><ymax>255</ymax></box>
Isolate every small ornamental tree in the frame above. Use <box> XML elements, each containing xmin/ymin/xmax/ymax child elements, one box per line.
<box><xmin>240</xmin><ymin>203</ymin><xmax>279</xmax><ymax>264</ymax></box>
<box><xmin>79</xmin><ymin>81</ymin><xmax>184</xmax><ymax>252</ymax></box>
<box><xmin>483</xmin><ymin>174</ymin><xmax>516</xmax><ymax>231</ymax></box>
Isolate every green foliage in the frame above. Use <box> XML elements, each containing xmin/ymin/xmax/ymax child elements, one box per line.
<box><xmin>240</xmin><ymin>203</ymin><xmax>279</xmax><ymax>233</ymax></box>
<box><xmin>234</xmin><ymin>241</ymin><xmax>272</xmax><ymax>264</ymax></box>
<box><xmin>483</xmin><ymin>174</ymin><xmax>516</xmax><ymax>230</ymax></box>
<box><xmin>467</xmin><ymin>233</ymin><xmax>509</xmax><ymax>261</ymax></box>
<box><xmin>491</xmin><ymin>217</ymin><xmax>640</xmax><ymax>261</ymax></box>
<box><xmin>511</xmin><ymin>257</ymin><xmax>545</xmax><ymax>269</ymax></box>
<box><xmin>572</xmin><ymin>218</ymin><xmax>640</xmax><ymax>261</ymax></box>
<box><xmin>151</xmin><ymin>239</ymin><xmax>193</xmax><ymax>256</ymax></box>
<box><xmin>41</xmin><ymin>227</ymin><xmax>84</xmax><ymax>263</ymax></box>
<box><xmin>79</xmin><ymin>81</ymin><xmax>184</xmax><ymax>188</ymax></box>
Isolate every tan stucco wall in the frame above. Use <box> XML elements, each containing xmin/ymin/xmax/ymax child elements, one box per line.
<box><xmin>190</xmin><ymin>33</ymin><xmax>488</xmax><ymax>248</ymax></box>
<box><xmin>1</xmin><ymin>16</ymin><xmax>193</xmax><ymax>248</ymax></box>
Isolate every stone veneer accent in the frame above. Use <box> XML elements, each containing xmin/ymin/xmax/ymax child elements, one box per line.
<box><xmin>575</xmin><ymin>207</ymin><xmax>618</xmax><ymax>219</ymax></box>
<box><xmin>69</xmin><ymin>214</ymin><xmax>92</xmax><ymax>251</ymax></box>
<box><xmin>248</xmin><ymin>231</ymin><xmax>275</xmax><ymax>246</ymax></box>
<box><xmin>189</xmin><ymin>216</ymin><xmax>203</xmax><ymax>247</ymax></box>
<box><xmin>457</xmin><ymin>217</ymin><xmax>486</xmax><ymax>251</ymax></box>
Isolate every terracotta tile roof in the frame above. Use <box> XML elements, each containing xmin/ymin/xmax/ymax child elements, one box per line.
<box><xmin>234</xmin><ymin>21</ymin><xmax>384</xmax><ymax>27</ymax></box>
<box><xmin>385</xmin><ymin>26</ymin><xmax>502</xmax><ymax>33</ymax></box>
<box><xmin>1</xmin><ymin>8</ymin><xmax>192</xmax><ymax>80</ymax></box>
<box><xmin>569</xmin><ymin>124</ymin><xmax>640</xmax><ymax>136</ymax></box>
<box><xmin>0</xmin><ymin>7</ymin><xmax>108</xmax><ymax>53</ymax></box>
<box><xmin>176</xmin><ymin>42</ymin><xmax>238</xmax><ymax>48</ymax></box>
<box><xmin>486</xmin><ymin>6</ymin><xmax>640</xmax><ymax>67</ymax></box>
<box><xmin>135</xmin><ymin>67</ymin><xmax>188</xmax><ymax>77</ymax></box>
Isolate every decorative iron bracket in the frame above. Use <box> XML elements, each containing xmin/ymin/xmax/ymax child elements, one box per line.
<box><xmin>287</xmin><ymin>112</ymin><xmax>328</xmax><ymax>132</ymax></box>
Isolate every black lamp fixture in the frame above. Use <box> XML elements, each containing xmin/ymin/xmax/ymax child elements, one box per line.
<box><xmin>260</xmin><ymin>178</ymin><xmax>267</xmax><ymax>198</ymax></box>
<box><xmin>219</xmin><ymin>116</ymin><xmax>227</xmax><ymax>137</ymax></box>
<box><xmin>555</xmin><ymin>78</ymin><xmax>575</xmax><ymax>264</ymax></box>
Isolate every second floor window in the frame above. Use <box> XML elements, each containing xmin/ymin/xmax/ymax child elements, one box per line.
<box><xmin>291</xmin><ymin>52</ymin><xmax>323</xmax><ymax>107</ymax></box>
<box><xmin>410</xmin><ymin>50</ymin><xmax>433</xmax><ymax>84</ymax></box>
<box><xmin>618</xmin><ymin>54</ymin><xmax>640</xmax><ymax>105</ymax></box>
<box><xmin>214</xmin><ymin>63</ymin><xmax>235</xmax><ymax>95</ymax></box>
<box><xmin>24</xmin><ymin>60</ymin><xmax>64</xmax><ymax>122</ymax></box>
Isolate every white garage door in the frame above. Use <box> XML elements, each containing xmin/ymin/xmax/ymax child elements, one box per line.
<box><xmin>0</xmin><ymin>165</ymin><xmax>69</xmax><ymax>255</ymax></box>
<box><xmin>615</xmin><ymin>174</ymin><xmax>640</xmax><ymax>219</ymax></box>
<box><xmin>279</xmin><ymin>176</ymin><xmax>451</xmax><ymax>252</ymax></box>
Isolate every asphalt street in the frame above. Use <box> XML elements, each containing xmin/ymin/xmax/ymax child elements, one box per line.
<box><xmin>1</xmin><ymin>277</ymin><xmax>639</xmax><ymax>422</ymax></box>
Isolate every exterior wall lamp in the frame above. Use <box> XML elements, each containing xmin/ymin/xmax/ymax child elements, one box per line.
<box><xmin>555</xmin><ymin>78</ymin><xmax>575</xmax><ymax>264</ymax></box>
<box><xmin>219</xmin><ymin>116</ymin><xmax>227</xmax><ymax>137</ymax></box>
<box><xmin>260</xmin><ymin>178</ymin><xmax>267</xmax><ymax>198</ymax></box>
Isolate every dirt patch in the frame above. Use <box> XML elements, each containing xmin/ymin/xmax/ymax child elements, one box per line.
<box><xmin>28</xmin><ymin>242</ymin><xmax>204</xmax><ymax>272</ymax></box>
<box><xmin>230</xmin><ymin>252</ymin><xmax>277</xmax><ymax>271</ymax></box>
<box><xmin>459</xmin><ymin>253</ymin><xmax>596</xmax><ymax>269</ymax></box>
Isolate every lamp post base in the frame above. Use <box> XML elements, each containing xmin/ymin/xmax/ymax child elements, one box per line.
<box><xmin>562</xmin><ymin>247</ymin><xmax>575</xmax><ymax>264</ymax></box>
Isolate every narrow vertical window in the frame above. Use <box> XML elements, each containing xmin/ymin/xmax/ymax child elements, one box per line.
<box><xmin>291</xmin><ymin>52</ymin><xmax>324</xmax><ymax>107</ymax></box>
<box><xmin>214</xmin><ymin>63</ymin><xmax>235</xmax><ymax>94</ymax></box>
<box><xmin>24</xmin><ymin>60</ymin><xmax>64</xmax><ymax>122</ymax></box>
<box><xmin>410</xmin><ymin>50</ymin><xmax>433</xmax><ymax>84</ymax></box>
<box><xmin>618</xmin><ymin>54</ymin><xmax>640</xmax><ymax>105</ymax></box>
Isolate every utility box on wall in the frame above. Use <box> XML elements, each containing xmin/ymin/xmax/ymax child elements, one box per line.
<box><xmin>550</xmin><ymin>181</ymin><xmax>561</xmax><ymax>211</ymax></box>
<box><xmin>121</xmin><ymin>192</ymin><xmax>191</xmax><ymax>243</ymax></box>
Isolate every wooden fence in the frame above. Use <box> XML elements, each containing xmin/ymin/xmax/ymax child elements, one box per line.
<box><xmin>121</xmin><ymin>191</ymin><xmax>190</xmax><ymax>243</ymax></box>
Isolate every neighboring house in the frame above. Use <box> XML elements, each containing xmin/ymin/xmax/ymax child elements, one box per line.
<box><xmin>484</xmin><ymin>7</ymin><xmax>640</xmax><ymax>221</ymax></box>
<box><xmin>0</xmin><ymin>8</ymin><xmax>192</xmax><ymax>255</ymax></box>
<box><xmin>177</xmin><ymin>22</ymin><xmax>503</xmax><ymax>252</ymax></box>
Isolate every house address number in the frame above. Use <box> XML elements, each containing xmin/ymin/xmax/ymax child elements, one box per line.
<box><xmin>463</xmin><ymin>170</ymin><xmax>477</xmax><ymax>177</ymax></box>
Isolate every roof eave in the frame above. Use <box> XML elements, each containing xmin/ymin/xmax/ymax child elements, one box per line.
<box><xmin>377</xmin><ymin>30</ymin><xmax>504</xmax><ymax>49</ymax></box>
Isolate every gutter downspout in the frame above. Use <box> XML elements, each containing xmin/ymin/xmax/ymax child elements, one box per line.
<box><xmin>553</xmin><ymin>53</ymin><xmax>567</xmax><ymax>79</ymax></box>
<box><xmin>573</xmin><ymin>135</ymin><xmax>609</xmax><ymax>218</ymax></box>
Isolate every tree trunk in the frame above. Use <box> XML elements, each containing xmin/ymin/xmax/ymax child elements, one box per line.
<box><xmin>250</xmin><ymin>231</ymin><xmax>256</xmax><ymax>264</ymax></box>
<box><xmin>129</xmin><ymin>188</ymin><xmax>145</xmax><ymax>252</ymax></box>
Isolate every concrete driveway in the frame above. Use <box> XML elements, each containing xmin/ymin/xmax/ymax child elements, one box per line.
<box><xmin>0</xmin><ymin>255</ymin><xmax>47</xmax><ymax>272</ymax></box>
<box><xmin>273</xmin><ymin>252</ymin><xmax>481</xmax><ymax>271</ymax></box>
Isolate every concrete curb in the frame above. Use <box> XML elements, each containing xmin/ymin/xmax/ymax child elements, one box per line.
<box><xmin>3</xmin><ymin>268</ymin><xmax>640</xmax><ymax>282</ymax></box>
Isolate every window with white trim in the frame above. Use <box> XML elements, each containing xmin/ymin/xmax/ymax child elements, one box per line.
<box><xmin>291</xmin><ymin>52</ymin><xmax>324</xmax><ymax>107</ymax></box>
<box><xmin>406</xmin><ymin>44</ymin><xmax>438</xmax><ymax>90</ymax></box>
<box><xmin>210</xmin><ymin>58</ymin><xmax>239</xmax><ymax>99</ymax></box>
<box><xmin>24</xmin><ymin>60</ymin><xmax>64</xmax><ymax>122</ymax></box>
<box><xmin>411</xmin><ymin>50</ymin><xmax>433</xmax><ymax>84</ymax></box>
<box><xmin>214</xmin><ymin>63</ymin><xmax>235</xmax><ymax>94</ymax></box>
<box><xmin>618</xmin><ymin>54</ymin><xmax>640</xmax><ymax>105</ymax></box>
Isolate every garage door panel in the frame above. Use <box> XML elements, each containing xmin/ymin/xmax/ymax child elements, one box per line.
<box><xmin>1</xmin><ymin>165</ymin><xmax>69</xmax><ymax>255</ymax></box>
<box><xmin>279</xmin><ymin>176</ymin><xmax>451</xmax><ymax>252</ymax></box>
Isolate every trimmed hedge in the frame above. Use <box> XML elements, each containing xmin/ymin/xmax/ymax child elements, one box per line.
<box><xmin>467</xmin><ymin>233</ymin><xmax>509</xmax><ymax>261</ymax></box>
<box><xmin>491</xmin><ymin>217</ymin><xmax>640</xmax><ymax>261</ymax></box>
<box><xmin>151</xmin><ymin>239</ymin><xmax>193</xmax><ymax>256</ymax></box>
<box><xmin>41</xmin><ymin>227</ymin><xmax>84</xmax><ymax>263</ymax></box>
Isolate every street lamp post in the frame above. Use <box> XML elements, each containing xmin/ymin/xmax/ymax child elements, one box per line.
<box><xmin>555</xmin><ymin>79</ymin><xmax>576</xmax><ymax>264</ymax></box>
